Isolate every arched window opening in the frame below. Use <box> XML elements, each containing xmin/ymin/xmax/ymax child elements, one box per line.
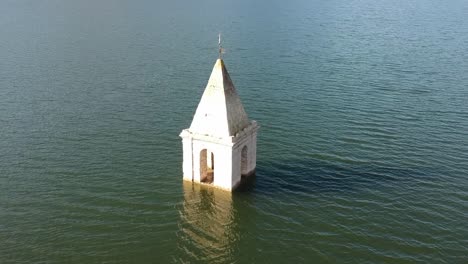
<box><xmin>241</xmin><ymin>146</ymin><xmax>248</xmax><ymax>176</ymax></box>
<box><xmin>200</xmin><ymin>149</ymin><xmax>214</xmax><ymax>184</ymax></box>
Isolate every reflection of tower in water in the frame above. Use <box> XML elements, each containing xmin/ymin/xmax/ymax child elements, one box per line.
<box><xmin>175</xmin><ymin>181</ymin><xmax>239</xmax><ymax>263</ymax></box>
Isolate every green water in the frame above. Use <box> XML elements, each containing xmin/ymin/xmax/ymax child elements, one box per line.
<box><xmin>1</xmin><ymin>0</ymin><xmax>468</xmax><ymax>263</ymax></box>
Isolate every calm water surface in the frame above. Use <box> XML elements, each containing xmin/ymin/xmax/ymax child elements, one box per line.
<box><xmin>1</xmin><ymin>0</ymin><xmax>468</xmax><ymax>263</ymax></box>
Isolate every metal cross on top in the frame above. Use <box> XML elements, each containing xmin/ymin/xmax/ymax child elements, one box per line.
<box><xmin>218</xmin><ymin>33</ymin><xmax>225</xmax><ymax>59</ymax></box>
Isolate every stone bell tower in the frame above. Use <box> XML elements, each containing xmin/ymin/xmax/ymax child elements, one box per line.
<box><xmin>179</xmin><ymin>56</ymin><xmax>259</xmax><ymax>191</ymax></box>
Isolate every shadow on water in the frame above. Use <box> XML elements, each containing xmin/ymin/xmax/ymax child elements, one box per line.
<box><xmin>235</xmin><ymin>174</ymin><xmax>258</xmax><ymax>193</ymax></box>
<box><xmin>248</xmin><ymin>158</ymin><xmax>436</xmax><ymax>195</ymax></box>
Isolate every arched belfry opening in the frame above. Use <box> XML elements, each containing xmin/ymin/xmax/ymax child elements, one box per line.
<box><xmin>200</xmin><ymin>149</ymin><xmax>214</xmax><ymax>184</ymax></box>
<box><xmin>241</xmin><ymin>146</ymin><xmax>248</xmax><ymax>176</ymax></box>
<box><xmin>179</xmin><ymin>54</ymin><xmax>259</xmax><ymax>191</ymax></box>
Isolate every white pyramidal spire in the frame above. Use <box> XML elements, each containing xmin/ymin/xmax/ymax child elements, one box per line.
<box><xmin>180</xmin><ymin>55</ymin><xmax>259</xmax><ymax>191</ymax></box>
<box><xmin>189</xmin><ymin>59</ymin><xmax>250</xmax><ymax>138</ymax></box>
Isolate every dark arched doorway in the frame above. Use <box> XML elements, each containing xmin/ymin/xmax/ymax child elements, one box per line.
<box><xmin>241</xmin><ymin>146</ymin><xmax>248</xmax><ymax>176</ymax></box>
<box><xmin>200</xmin><ymin>149</ymin><xmax>214</xmax><ymax>184</ymax></box>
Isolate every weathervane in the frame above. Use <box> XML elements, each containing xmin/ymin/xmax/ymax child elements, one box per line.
<box><xmin>218</xmin><ymin>33</ymin><xmax>225</xmax><ymax>59</ymax></box>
